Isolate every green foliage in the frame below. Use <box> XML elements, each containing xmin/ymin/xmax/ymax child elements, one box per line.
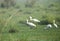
<box><xmin>0</xmin><ymin>0</ymin><xmax>60</xmax><ymax>41</ymax></box>
<box><xmin>41</xmin><ymin>14</ymin><xmax>56</xmax><ymax>24</ymax></box>
<box><xmin>0</xmin><ymin>0</ymin><xmax>16</xmax><ymax>8</ymax></box>
<box><xmin>55</xmin><ymin>16</ymin><xmax>60</xmax><ymax>26</ymax></box>
<box><xmin>45</xmin><ymin>14</ymin><xmax>56</xmax><ymax>24</ymax></box>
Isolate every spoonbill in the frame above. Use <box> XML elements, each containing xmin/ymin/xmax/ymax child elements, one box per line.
<box><xmin>26</xmin><ymin>19</ymin><xmax>36</xmax><ymax>27</ymax></box>
<box><xmin>29</xmin><ymin>16</ymin><xmax>40</xmax><ymax>23</ymax></box>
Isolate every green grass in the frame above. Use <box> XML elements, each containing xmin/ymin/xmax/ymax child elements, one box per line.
<box><xmin>0</xmin><ymin>2</ymin><xmax>60</xmax><ymax>41</ymax></box>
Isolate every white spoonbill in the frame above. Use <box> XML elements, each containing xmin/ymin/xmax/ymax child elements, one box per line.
<box><xmin>44</xmin><ymin>24</ymin><xmax>52</xmax><ymax>29</ymax></box>
<box><xmin>26</xmin><ymin>19</ymin><xmax>36</xmax><ymax>27</ymax></box>
<box><xmin>29</xmin><ymin>16</ymin><xmax>40</xmax><ymax>22</ymax></box>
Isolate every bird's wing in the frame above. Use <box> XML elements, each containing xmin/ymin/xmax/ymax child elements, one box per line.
<box><xmin>33</xmin><ymin>19</ymin><xmax>38</xmax><ymax>21</ymax></box>
<box><xmin>29</xmin><ymin>22</ymin><xmax>35</xmax><ymax>25</ymax></box>
<box><xmin>33</xmin><ymin>19</ymin><xmax>40</xmax><ymax>22</ymax></box>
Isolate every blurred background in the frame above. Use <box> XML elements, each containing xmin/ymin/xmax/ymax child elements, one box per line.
<box><xmin>0</xmin><ymin>0</ymin><xmax>60</xmax><ymax>41</ymax></box>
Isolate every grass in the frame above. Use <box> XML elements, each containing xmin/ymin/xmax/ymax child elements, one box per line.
<box><xmin>0</xmin><ymin>1</ymin><xmax>60</xmax><ymax>41</ymax></box>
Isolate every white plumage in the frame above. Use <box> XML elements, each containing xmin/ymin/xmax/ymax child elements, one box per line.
<box><xmin>29</xmin><ymin>16</ymin><xmax>40</xmax><ymax>22</ymax></box>
<box><xmin>53</xmin><ymin>20</ymin><xmax>58</xmax><ymax>28</ymax></box>
<box><xmin>26</xmin><ymin>19</ymin><xmax>36</xmax><ymax>27</ymax></box>
<box><xmin>47</xmin><ymin>24</ymin><xmax>52</xmax><ymax>28</ymax></box>
<box><xmin>44</xmin><ymin>24</ymin><xmax>52</xmax><ymax>29</ymax></box>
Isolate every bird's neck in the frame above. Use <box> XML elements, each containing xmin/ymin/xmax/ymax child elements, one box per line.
<box><xmin>30</xmin><ymin>18</ymin><xmax>33</xmax><ymax>20</ymax></box>
<box><xmin>27</xmin><ymin>20</ymin><xmax>28</xmax><ymax>23</ymax></box>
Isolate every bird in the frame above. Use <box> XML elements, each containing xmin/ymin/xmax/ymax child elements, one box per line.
<box><xmin>53</xmin><ymin>20</ymin><xmax>58</xmax><ymax>28</ymax></box>
<box><xmin>44</xmin><ymin>24</ymin><xmax>52</xmax><ymax>30</ymax></box>
<box><xmin>29</xmin><ymin>16</ymin><xmax>40</xmax><ymax>23</ymax></box>
<box><xmin>26</xmin><ymin>19</ymin><xmax>36</xmax><ymax>28</ymax></box>
<box><xmin>47</xmin><ymin>24</ymin><xmax>52</xmax><ymax>28</ymax></box>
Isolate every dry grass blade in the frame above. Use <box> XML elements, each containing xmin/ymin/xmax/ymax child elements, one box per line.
<box><xmin>1</xmin><ymin>9</ymin><xmax>20</xmax><ymax>32</ymax></box>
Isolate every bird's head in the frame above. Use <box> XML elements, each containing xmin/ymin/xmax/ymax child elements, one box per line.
<box><xmin>29</xmin><ymin>16</ymin><xmax>32</xmax><ymax>20</ymax></box>
<box><xmin>30</xmin><ymin>16</ymin><xmax>32</xmax><ymax>18</ymax></box>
